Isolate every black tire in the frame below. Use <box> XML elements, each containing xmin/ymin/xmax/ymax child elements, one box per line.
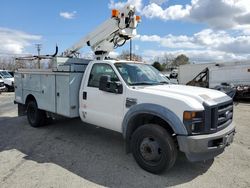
<box><xmin>4</xmin><ymin>85</ymin><xmax>13</xmax><ymax>92</ymax></box>
<box><xmin>131</xmin><ymin>124</ymin><xmax>177</xmax><ymax>174</ymax></box>
<box><xmin>27</xmin><ymin>100</ymin><xmax>46</xmax><ymax>127</ymax></box>
<box><xmin>3</xmin><ymin>85</ymin><xmax>8</xmax><ymax>92</ymax></box>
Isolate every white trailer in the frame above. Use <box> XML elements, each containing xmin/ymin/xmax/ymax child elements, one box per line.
<box><xmin>178</xmin><ymin>63</ymin><xmax>215</xmax><ymax>85</ymax></box>
<box><xmin>209</xmin><ymin>64</ymin><xmax>250</xmax><ymax>88</ymax></box>
<box><xmin>178</xmin><ymin>62</ymin><xmax>250</xmax><ymax>87</ymax></box>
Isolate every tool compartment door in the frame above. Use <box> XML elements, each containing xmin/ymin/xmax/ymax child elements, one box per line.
<box><xmin>56</xmin><ymin>73</ymin><xmax>82</xmax><ymax>117</ymax></box>
<box><xmin>56</xmin><ymin>74</ymin><xmax>70</xmax><ymax>117</ymax></box>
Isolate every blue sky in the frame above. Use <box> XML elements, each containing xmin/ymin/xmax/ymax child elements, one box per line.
<box><xmin>1</xmin><ymin>0</ymin><xmax>250</xmax><ymax>63</ymax></box>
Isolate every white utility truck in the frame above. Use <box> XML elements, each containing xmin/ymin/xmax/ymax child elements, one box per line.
<box><xmin>14</xmin><ymin>5</ymin><xmax>235</xmax><ymax>174</ymax></box>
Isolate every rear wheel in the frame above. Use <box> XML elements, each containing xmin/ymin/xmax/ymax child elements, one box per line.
<box><xmin>131</xmin><ymin>124</ymin><xmax>177</xmax><ymax>174</ymax></box>
<box><xmin>27</xmin><ymin>100</ymin><xmax>46</xmax><ymax>127</ymax></box>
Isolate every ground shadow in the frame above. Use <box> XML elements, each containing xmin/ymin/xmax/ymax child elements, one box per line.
<box><xmin>0</xmin><ymin>116</ymin><xmax>213</xmax><ymax>187</ymax></box>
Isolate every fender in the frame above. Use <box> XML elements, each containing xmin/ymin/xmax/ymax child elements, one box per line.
<box><xmin>122</xmin><ymin>103</ymin><xmax>188</xmax><ymax>139</ymax></box>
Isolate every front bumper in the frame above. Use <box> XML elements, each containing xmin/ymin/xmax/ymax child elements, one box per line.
<box><xmin>177</xmin><ymin>122</ymin><xmax>235</xmax><ymax>162</ymax></box>
<box><xmin>0</xmin><ymin>86</ymin><xmax>6</xmax><ymax>91</ymax></box>
<box><xmin>6</xmin><ymin>84</ymin><xmax>14</xmax><ymax>89</ymax></box>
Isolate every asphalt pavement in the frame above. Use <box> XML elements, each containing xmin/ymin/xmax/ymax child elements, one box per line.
<box><xmin>0</xmin><ymin>93</ymin><xmax>249</xmax><ymax>188</ymax></box>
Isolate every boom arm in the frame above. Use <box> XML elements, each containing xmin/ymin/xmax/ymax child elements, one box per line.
<box><xmin>64</xmin><ymin>5</ymin><xmax>140</xmax><ymax>59</ymax></box>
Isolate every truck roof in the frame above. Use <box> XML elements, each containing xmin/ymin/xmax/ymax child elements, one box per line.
<box><xmin>101</xmin><ymin>59</ymin><xmax>145</xmax><ymax>64</ymax></box>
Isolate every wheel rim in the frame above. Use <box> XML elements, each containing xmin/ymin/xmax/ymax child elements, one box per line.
<box><xmin>139</xmin><ymin>137</ymin><xmax>162</xmax><ymax>164</ymax></box>
<box><xmin>28</xmin><ymin>105</ymin><xmax>36</xmax><ymax>124</ymax></box>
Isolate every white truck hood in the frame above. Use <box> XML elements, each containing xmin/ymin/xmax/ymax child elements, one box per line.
<box><xmin>3</xmin><ymin>77</ymin><xmax>14</xmax><ymax>86</ymax></box>
<box><xmin>5</xmin><ymin>77</ymin><xmax>14</xmax><ymax>82</ymax></box>
<box><xmin>135</xmin><ymin>84</ymin><xmax>227</xmax><ymax>104</ymax></box>
<box><xmin>127</xmin><ymin>84</ymin><xmax>231</xmax><ymax>126</ymax></box>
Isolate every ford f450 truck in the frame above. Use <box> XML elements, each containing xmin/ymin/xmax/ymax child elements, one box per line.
<box><xmin>14</xmin><ymin>5</ymin><xmax>235</xmax><ymax>174</ymax></box>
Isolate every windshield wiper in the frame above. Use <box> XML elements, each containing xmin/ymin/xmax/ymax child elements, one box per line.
<box><xmin>130</xmin><ymin>82</ymin><xmax>157</xmax><ymax>86</ymax></box>
<box><xmin>159</xmin><ymin>81</ymin><xmax>170</xmax><ymax>84</ymax></box>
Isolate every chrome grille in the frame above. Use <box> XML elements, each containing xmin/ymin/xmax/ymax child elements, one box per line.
<box><xmin>217</xmin><ymin>101</ymin><xmax>233</xmax><ymax>131</ymax></box>
<box><xmin>204</xmin><ymin>99</ymin><xmax>233</xmax><ymax>133</ymax></box>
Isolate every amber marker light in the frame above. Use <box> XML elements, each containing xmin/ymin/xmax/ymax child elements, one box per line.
<box><xmin>112</xmin><ymin>9</ymin><xmax>119</xmax><ymax>17</ymax></box>
<box><xmin>136</xmin><ymin>15</ymin><xmax>141</xmax><ymax>22</ymax></box>
<box><xmin>183</xmin><ymin>111</ymin><xmax>197</xmax><ymax>121</ymax></box>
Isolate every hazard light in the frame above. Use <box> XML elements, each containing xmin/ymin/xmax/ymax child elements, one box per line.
<box><xmin>112</xmin><ymin>9</ymin><xmax>119</xmax><ymax>17</ymax></box>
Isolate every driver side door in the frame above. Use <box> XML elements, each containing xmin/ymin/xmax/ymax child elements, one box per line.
<box><xmin>81</xmin><ymin>63</ymin><xmax>125</xmax><ymax>132</ymax></box>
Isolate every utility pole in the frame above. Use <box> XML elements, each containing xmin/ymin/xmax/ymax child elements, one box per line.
<box><xmin>35</xmin><ymin>44</ymin><xmax>42</xmax><ymax>68</ymax></box>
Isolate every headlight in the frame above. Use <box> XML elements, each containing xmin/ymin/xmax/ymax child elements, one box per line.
<box><xmin>183</xmin><ymin>111</ymin><xmax>204</xmax><ymax>134</ymax></box>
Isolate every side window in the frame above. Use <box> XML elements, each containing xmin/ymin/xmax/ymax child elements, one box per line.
<box><xmin>88</xmin><ymin>64</ymin><xmax>119</xmax><ymax>88</ymax></box>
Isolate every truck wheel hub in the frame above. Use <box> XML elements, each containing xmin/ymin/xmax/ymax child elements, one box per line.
<box><xmin>140</xmin><ymin>137</ymin><xmax>161</xmax><ymax>161</ymax></box>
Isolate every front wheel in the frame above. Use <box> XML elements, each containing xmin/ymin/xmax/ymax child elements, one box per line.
<box><xmin>131</xmin><ymin>124</ymin><xmax>177</xmax><ymax>174</ymax></box>
<box><xmin>27</xmin><ymin>100</ymin><xmax>46</xmax><ymax>127</ymax></box>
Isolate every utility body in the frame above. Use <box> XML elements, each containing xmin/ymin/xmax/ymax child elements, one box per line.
<box><xmin>14</xmin><ymin>5</ymin><xmax>235</xmax><ymax>174</ymax></box>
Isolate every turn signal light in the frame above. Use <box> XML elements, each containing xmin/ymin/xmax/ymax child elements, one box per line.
<box><xmin>112</xmin><ymin>9</ymin><xmax>119</xmax><ymax>17</ymax></box>
<box><xmin>183</xmin><ymin>111</ymin><xmax>196</xmax><ymax>120</ymax></box>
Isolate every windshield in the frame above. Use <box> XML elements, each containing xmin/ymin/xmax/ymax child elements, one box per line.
<box><xmin>0</xmin><ymin>71</ymin><xmax>13</xmax><ymax>79</ymax></box>
<box><xmin>115</xmin><ymin>63</ymin><xmax>170</xmax><ymax>86</ymax></box>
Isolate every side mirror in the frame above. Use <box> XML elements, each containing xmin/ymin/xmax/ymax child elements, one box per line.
<box><xmin>99</xmin><ymin>75</ymin><xmax>123</xmax><ymax>94</ymax></box>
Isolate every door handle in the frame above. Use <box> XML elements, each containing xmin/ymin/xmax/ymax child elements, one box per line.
<box><xmin>83</xmin><ymin>91</ymin><xmax>87</xmax><ymax>100</ymax></box>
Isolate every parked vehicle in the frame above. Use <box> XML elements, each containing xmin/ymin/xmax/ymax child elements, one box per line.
<box><xmin>178</xmin><ymin>63</ymin><xmax>215</xmax><ymax>85</ymax></box>
<box><xmin>179</xmin><ymin>63</ymin><xmax>250</xmax><ymax>99</ymax></box>
<box><xmin>169</xmin><ymin>69</ymin><xmax>178</xmax><ymax>79</ymax></box>
<box><xmin>0</xmin><ymin>70</ymin><xmax>14</xmax><ymax>91</ymax></box>
<box><xmin>14</xmin><ymin>5</ymin><xmax>235</xmax><ymax>174</ymax></box>
<box><xmin>235</xmin><ymin>85</ymin><xmax>250</xmax><ymax>100</ymax></box>
<box><xmin>0</xmin><ymin>79</ymin><xmax>6</xmax><ymax>92</ymax></box>
<box><xmin>163</xmin><ymin>74</ymin><xmax>178</xmax><ymax>84</ymax></box>
<box><xmin>7</xmin><ymin>70</ymin><xmax>14</xmax><ymax>77</ymax></box>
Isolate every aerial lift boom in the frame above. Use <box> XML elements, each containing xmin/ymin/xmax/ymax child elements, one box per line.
<box><xmin>63</xmin><ymin>5</ymin><xmax>141</xmax><ymax>59</ymax></box>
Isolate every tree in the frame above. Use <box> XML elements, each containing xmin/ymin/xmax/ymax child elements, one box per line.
<box><xmin>0</xmin><ymin>56</ymin><xmax>16</xmax><ymax>70</ymax></box>
<box><xmin>117</xmin><ymin>50</ymin><xmax>142</xmax><ymax>61</ymax></box>
<box><xmin>172</xmin><ymin>54</ymin><xmax>189</xmax><ymax>66</ymax></box>
<box><xmin>152</xmin><ymin>61</ymin><xmax>163</xmax><ymax>71</ymax></box>
<box><xmin>161</xmin><ymin>63</ymin><xmax>167</xmax><ymax>70</ymax></box>
<box><xmin>163</xmin><ymin>53</ymin><xmax>174</xmax><ymax>65</ymax></box>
